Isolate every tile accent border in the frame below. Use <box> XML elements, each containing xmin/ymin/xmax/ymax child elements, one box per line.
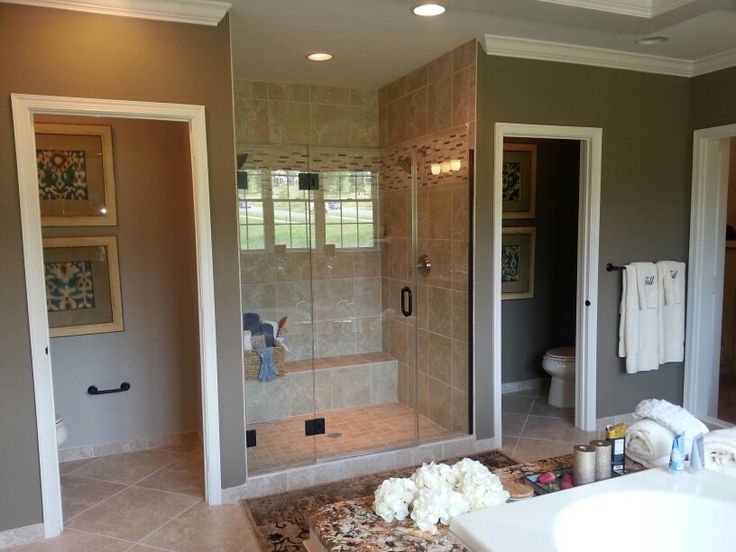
<box><xmin>501</xmin><ymin>377</ymin><xmax>548</xmax><ymax>394</ymax></box>
<box><xmin>0</xmin><ymin>523</ymin><xmax>44</xmax><ymax>549</ymax></box>
<box><xmin>58</xmin><ymin>430</ymin><xmax>200</xmax><ymax>462</ymax></box>
<box><xmin>223</xmin><ymin>435</ymin><xmax>498</xmax><ymax>501</ymax></box>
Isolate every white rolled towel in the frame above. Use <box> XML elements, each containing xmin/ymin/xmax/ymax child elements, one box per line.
<box><xmin>634</xmin><ymin>399</ymin><xmax>708</xmax><ymax>455</ymax></box>
<box><xmin>626</xmin><ymin>419</ymin><xmax>674</xmax><ymax>468</ymax></box>
<box><xmin>704</xmin><ymin>427</ymin><xmax>736</xmax><ymax>475</ymax></box>
<box><xmin>243</xmin><ymin>330</ymin><xmax>252</xmax><ymax>351</ymax></box>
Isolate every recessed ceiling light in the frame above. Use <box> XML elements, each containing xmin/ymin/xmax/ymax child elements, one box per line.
<box><xmin>412</xmin><ymin>3</ymin><xmax>446</xmax><ymax>16</ymax></box>
<box><xmin>306</xmin><ymin>52</ymin><xmax>333</xmax><ymax>61</ymax></box>
<box><xmin>635</xmin><ymin>36</ymin><xmax>669</xmax><ymax>46</ymax></box>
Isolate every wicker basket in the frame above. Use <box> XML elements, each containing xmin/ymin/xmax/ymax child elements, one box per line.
<box><xmin>244</xmin><ymin>345</ymin><xmax>285</xmax><ymax>380</ymax></box>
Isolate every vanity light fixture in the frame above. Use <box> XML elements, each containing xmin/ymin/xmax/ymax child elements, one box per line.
<box><xmin>430</xmin><ymin>159</ymin><xmax>462</xmax><ymax>175</ymax></box>
<box><xmin>450</xmin><ymin>159</ymin><xmax>462</xmax><ymax>171</ymax></box>
<box><xmin>307</xmin><ymin>52</ymin><xmax>334</xmax><ymax>61</ymax></box>
<box><xmin>412</xmin><ymin>3</ymin><xmax>445</xmax><ymax>16</ymax></box>
<box><xmin>635</xmin><ymin>36</ymin><xmax>668</xmax><ymax>46</ymax></box>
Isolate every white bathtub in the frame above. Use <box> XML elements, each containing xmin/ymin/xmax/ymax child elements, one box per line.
<box><xmin>449</xmin><ymin>468</ymin><xmax>736</xmax><ymax>552</ymax></box>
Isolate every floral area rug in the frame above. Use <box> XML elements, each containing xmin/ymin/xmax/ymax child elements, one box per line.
<box><xmin>243</xmin><ymin>449</ymin><xmax>517</xmax><ymax>552</ymax></box>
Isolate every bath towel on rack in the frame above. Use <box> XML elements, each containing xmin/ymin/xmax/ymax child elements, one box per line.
<box><xmin>657</xmin><ymin>261</ymin><xmax>686</xmax><ymax>364</ymax></box>
<box><xmin>618</xmin><ymin>262</ymin><xmax>659</xmax><ymax>373</ymax></box>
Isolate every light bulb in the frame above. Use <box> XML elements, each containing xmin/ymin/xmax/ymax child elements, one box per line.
<box><xmin>450</xmin><ymin>159</ymin><xmax>461</xmax><ymax>171</ymax></box>
<box><xmin>431</xmin><ymin>164</ymin><xmax>441</xmax><ymax>175</ymax></box>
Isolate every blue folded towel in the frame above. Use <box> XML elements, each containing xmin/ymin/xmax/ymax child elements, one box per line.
<box><xmin>244</xmin><ymin>312</ymin><xmax>261</xmax><ymax>333</ymax></box>
<box><xmin>257</xmin><ymin>346</ymin><xmax>278</xmax><ymax>382</ymax></box>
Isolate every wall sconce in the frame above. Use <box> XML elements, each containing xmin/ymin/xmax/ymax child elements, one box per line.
<box><xmin>430</xmin><ymin>159</ymin><xmax>462</xmax><ymax>175</ymax></box>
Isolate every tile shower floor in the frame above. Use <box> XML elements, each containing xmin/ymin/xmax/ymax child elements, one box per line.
<box><xmin>247</xmin><ymin>402</ymin><xmax>459</xmax><ymax>473</ymax></box>
<box><xmin>10</xmin><ymin>441</ymin><xmax>260</xmax><ymax>552</ymax></box>
<box><xmin>500</xmin><ymin>386</ymin><xmax>602</xmax><ymax>462</ymax></box>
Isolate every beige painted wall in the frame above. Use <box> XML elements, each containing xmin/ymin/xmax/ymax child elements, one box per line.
<box><xmin>0</xmin><ymin>4</ymin><xmax>241</xmax><ymax>531</ymax></box>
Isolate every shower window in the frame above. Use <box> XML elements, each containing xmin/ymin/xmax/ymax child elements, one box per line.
<box><xmin>239</xmin><ymin>168</ymin><xmax>377</xmax><ymax>252</ymax></box>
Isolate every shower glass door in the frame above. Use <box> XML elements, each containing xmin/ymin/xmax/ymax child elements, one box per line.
<box><xmin>241</xmin><ymin>144</ymin><xmax>317</xmax><ymax>474</ymax></box>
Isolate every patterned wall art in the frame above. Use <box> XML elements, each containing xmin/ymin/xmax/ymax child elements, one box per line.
<box><xmin>502</xmin><ymin>143</ymin><xmax>537</xmax><ymax>219</ymax></box>
<box><xmin>501</xmin><ymin>227</ymin><xmax>536</xmax><ymax>300</ymax></box>
<box><xmin>43</xmin><ymin>236</ymin><xmax>123</xmax><ymax>337</ymax></box>
<box><xmin>35</xmin><ymin>123</ymin><xmax>117</xmax><ymax>226</ymax></box>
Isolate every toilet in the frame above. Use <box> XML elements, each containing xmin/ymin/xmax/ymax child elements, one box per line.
<box><xmin>56</xmin><ymin>415</ymin><xmax>68</xmax><ymax>447</ymax></box>
<box><xmin>541</xmin><ymin>347</ymin><xmax>575</xmax><ymax>408</ymax></box>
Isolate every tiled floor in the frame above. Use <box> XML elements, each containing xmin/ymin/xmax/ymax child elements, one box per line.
<box><xmin>10</xmin><ymin>441</ymin><xmax>261</xmax><ymax>552</ymax></box>
<box><xmin>247</xmin><ymin>402</ymin><xmax>459</xmax><ymax>474</ymax></box>
<box><xmin>500</xmin><ymin>387</ymin><xmax>602</xmax><ymax>462</ymax></box>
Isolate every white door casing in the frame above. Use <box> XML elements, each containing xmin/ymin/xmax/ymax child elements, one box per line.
<box><xmin>11</xmin><ymin>93</ymin><xmax>223</xmax><ymax>538</ymax></box>
<box><xmin>492</xmin><ymin>123</ymin><xmax>602</xmax><ymax>442</ymax></box>
<box><xmin>685</xmin><ymin>124</ymin><xmax>736</xmax><ymax>418</ymax></box>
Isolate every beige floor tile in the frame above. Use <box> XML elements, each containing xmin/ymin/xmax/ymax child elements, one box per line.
<box><xmin>59</xmin><ymin>458</ymin><xmax>95</xmax><ymax>475</ymax></box>
<box><xmin>160</xmin><ymin>441</ymin><xmax>203</xmax><ymax>456</ymax></box>
<box><xmin>69</xmin><ymin>449</ymin><xmax>178</xmax><ymax>485</ymax></box>
<box><xmin>501</xmin><ymin>413</ymin><xmax>527</xmax><ymax>437</ymax></box>
<box><xmin>13</xmin><ymin>529</ymin><xmax>131</xmax><ymax>552</ymax></box>
<box><xmin>61</xmin><ymin>475</ymin><xmax>126</xmax><ymax>521</ymax></box>
<box><xmin>529</xmin><ymin>399</ymin><xmax>574</xmax><ymax>420</ymax></box>
<box><xmin>500</xmin><ymin>436</ymin><xmax>519</xmax><ymax>460</ymax></box>
<box><xmin>522</xmin><ymin>415</ymin><xmax>598</xmax><ymax>442</ymax></box>
<box><xmin>143</xmin><ymin>503</ymin><xmax>260</xmax><ymax>552</ymax></box>
<box><xmin>501</xmin><ymin>395</ymin><xmax>534</xmax><ymax>415</ymax></box>
<box><xmin>136</xmin><ymin>454</ymin><xmax>204</xmax><ymax>497</ymax></box>
<box><xmin>68</xmin><ymin>487</ymin><xmax>199</xmax><ymax>541</ymax></box>
<box><xmin>512</xmin><ymin>438</ymin><xmax>576</xmax><ymax>463</ymax></box>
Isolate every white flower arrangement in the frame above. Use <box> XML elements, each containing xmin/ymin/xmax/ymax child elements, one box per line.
<box><xmin>374</xmin><ymin>458</ymin><xmax>510</xmax><ymax>534</ymax></box>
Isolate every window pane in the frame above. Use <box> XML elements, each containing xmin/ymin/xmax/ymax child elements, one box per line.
<box><xmin>274</xmin><ymin>225</ymin><xmax>292</xmax><ymax>247</ymax></box>
<box><xmin>273</xmin><ymin>201</ymin><xmax>290</xmax><ymax>224</ymax></box>
<box><xmin>358</xmin><ymin>224</ymin><xmax>375</xmax><ymax>248</ymax></box>
<box><xmin>342</xmin><ymin>224</ymin><xmax>359</xmax><ymax>249</ymax></box>
<box><xmin>325</xmin><ymin>224</ymin><xmax>342</xmax><ymax>247</ymax></box>
<box><xmin>341</xmin><ymin>201</ymin><xmax>359</xmax><ymax>223</ymax></box>
<box><xmin>247</xmin><ymin>225</ymin><xmax>265</xmax><ymax>250</ymax></box>
<box><xmin>322</xmin><ymin>172</ymin><xmax>341</xmax><ymax>199</ymax></box>
<box><xmin>357</xmin><ymin>201</ymin><xmax>373</xmax><ymax>223</ymax></box>
<box><xmin>291</xmin><ymin>225</ymin><xmax>309</xmax><ymax>249</ymax></box>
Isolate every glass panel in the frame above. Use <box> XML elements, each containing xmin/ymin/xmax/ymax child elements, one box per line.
<box><xmin>315</xmin><ymin>145</ymin><xmax>417</xmax><ymax>462</ymax></box>
<box><xmin>242</xmin><ymin>144</ymin><xmax>316</xmax><ymax>476</ymax></box>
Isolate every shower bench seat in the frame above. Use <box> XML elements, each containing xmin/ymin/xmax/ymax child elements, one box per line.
<box><xmin>245</xmin><ymin>352</ymin><xmax>399</xmax><ymax>423</ymax></box>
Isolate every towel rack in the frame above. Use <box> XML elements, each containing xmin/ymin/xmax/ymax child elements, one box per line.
<box><xmin>606</xmin><ymin>263</ymin><xmax>624</xmax><ymax>272</ymax></box>
<box><xmin>87</xmin><ymin>382</ymin><xmax>130</xmax><ymax>395</ymax></box>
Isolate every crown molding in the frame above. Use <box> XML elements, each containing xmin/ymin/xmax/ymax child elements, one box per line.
<box><xmin>484</xmin><ymin>34</ymin><xmax>692</xmax><ymax>76</ymax></box>
<box><xmin>484</xmin><ymin>34</ymin><xmax>736</xmax><ymax>78</ymax></box>
<box><xmin>691</xmin><ymin>48</ymin><xmax>736</xmax><ymax>77</ymax></box>
<box><xmin>1</xmin><ymin>0</ymin><xmax>230</xmax><ymax>25</ymax></box>
<box><xmin>534</xmin><ymin>0</ymin><xmax>696</xmax><ymax>18</ymax></box>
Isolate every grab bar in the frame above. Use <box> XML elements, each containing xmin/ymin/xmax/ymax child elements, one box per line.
<box><xmin>87</xmin><ymin>382</ymin><xmax>130</xmax><ymax>395</ymax></box>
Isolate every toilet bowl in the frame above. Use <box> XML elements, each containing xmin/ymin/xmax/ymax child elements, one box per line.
<box><xmin>56</xmin><ymin>416</ymin><xmax>68</xmax><ymax>448</ymax></box>
<box><xmin>541</xmin><ymin>347</ymin><xmax>575</xmax><ymax>408</ymax></box>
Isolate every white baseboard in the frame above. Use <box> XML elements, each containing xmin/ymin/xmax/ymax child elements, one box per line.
<box><xmin>502</xmin><ymin>378</ymin><xmax>548</xmax><ymax>394</ymax></box>
<box><xmin>0</xmin><ymin>523</ymin><xmax>43</xmax><ymax>549</ymax></box>
<box><xmin>58</xmin><ymin>430</ymin><xmax>200</xmax><ymax>462</ymax></box>
<box><xmin>595</xmin><ymin>412</ymin><xmax>636</xmax><ymax>431</ymax></box>
<box><xmin>224</xmin><ymin>435</ymin><xmax>500</xmax><ymax>502</ymax></box>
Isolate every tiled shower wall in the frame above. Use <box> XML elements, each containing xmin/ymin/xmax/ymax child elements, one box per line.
<box><xmin>379</xmin><ymin>40</ymin><xmax>477</xmax><ymax>434</ymax></box>
<box><xmin>234</xmin><ymin>81</ymin><xmax>383</xmax><ymax>361</ymax></box>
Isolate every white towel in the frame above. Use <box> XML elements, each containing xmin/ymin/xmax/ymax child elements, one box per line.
<box><xmin>657</xmin><ymin>261</ymin><xmax>686</xmax><ymax>364</ymax></box>
<box><xmin>635</xmin><ymin>399</ymin><xmax>708</xmax><ymax>455</ymax></box>
<box><xmin>243</xmin><ymin>330</ymin><xmax>252</xmax><ymax>350</ymax></box>
<box><xmin>619</xmin><ymin>263</ymin><xmax>659</xmax><ymax>373</ymax></box>
<box><xmin>704</xmin><ymin>426</ymin><xmax>736</xmax><ymax>475</ymax></box>
<box><xmin>625</xmin><ymin>418</ymin><xmax>674</xmax><ymax>468</ymax></box>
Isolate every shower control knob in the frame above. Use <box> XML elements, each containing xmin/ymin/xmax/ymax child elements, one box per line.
<box><xmin>417</xmin><ymin>254</ymin><xmax>431</xmax><ymax>274</ymax></box>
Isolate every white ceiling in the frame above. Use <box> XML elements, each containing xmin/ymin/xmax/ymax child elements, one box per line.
<box><xmin>229</xmin><ymin>0</ymin><xmax>736</xmax><ymax>88</ymax></box>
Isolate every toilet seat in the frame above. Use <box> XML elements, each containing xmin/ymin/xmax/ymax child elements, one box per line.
<box><xmin>544</xmin><ymin>346</ymin><xmax>575</xmax><ymax>361</ymax></box>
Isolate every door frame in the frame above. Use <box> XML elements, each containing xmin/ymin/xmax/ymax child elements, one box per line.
<box><xmin>11</xmin><ymin>93</ymin><xmax>223</xmax><ymax>538</ymax></box>
<box><xmin>684</xmin><ymin>123</ymin><xmax>736</xmax><ymax>419</ymax></box>
<box><xmin>492</xmin><ymin>123</ymin><xmax>602</xmax><ymax>441</ymax></box>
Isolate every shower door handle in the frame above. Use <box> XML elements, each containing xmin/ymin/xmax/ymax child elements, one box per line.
<box><xmin>400</xmin><ymin>287</ymin><xmax>412</xmax><ymax>317</ymax></box>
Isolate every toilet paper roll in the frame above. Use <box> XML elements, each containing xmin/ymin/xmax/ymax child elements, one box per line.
<box><xmin>573</xmin><ymin>445</ymin><xmax>596</xmax><ymax>486</ymax></box>
<box><xmin>590</xmin><ymin>439</ymin><xmax>612</xmax><ymax>481</ymax></box>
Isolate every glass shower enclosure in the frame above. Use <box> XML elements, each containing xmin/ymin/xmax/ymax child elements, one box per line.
<box><xmin>239</xmin><ymin>142</ymin><xmax>471</xmax><ymax>475</ymax></box>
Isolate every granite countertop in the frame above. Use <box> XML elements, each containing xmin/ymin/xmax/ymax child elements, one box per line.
<box><xmin>306</xmin><ymin>454</ymin><xmax>647</xmax><ymax>552</ymax></box>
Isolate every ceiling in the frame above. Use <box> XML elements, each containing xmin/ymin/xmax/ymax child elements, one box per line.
<box><xmin>228</xmin><ymin>0</ymin><xmax>736</xmax><ymax>88</ymax></box>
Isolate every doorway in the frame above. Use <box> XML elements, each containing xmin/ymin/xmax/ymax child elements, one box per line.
<box><xmin>11</xmin><ymin>94</ymin><xmax>222</xmax><ymax>538</ymax></box>
<box><xmin>685</xmin><ymin>123</ymin><xmax>736</xmax><ymax>425</ymax></box>
<box><xmin>491</xmin><ymin>123</ymin><xmax>602</xmax><ymax>446</ymax></box>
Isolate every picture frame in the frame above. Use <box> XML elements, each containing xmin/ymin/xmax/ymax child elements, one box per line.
<box><xmin>35</xmin><ymin>123</ymin><xmax>117</xmax><ymax>226</ymax></box>
<box><xmin>501</xmin><ymin>227</ymin><xmax>536</xmax><ymax>300</ymax></box>
<box><xmin>43</xmin><ymin>235</ymin><xmax>124</xmax><ymax>337</ymax></box>
<box><xmin>502</xmin><ymin>143</ymin><xmax>537</xmax><ymax>219</ymax></box>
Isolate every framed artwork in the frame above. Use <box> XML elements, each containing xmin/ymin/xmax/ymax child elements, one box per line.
<box><xmin>43</xmin><ymin>235</ymin><xmax>124</xmax><ymax>337</ymax></box>
<box><xmin>35</xmin><ymin>123</ymin><xmax>117</xmax><ymax>226</ymax></box>
<box><xmin>501</xmin><ymin>227</ymin><xmax>536</xmax><ymax>300</ymax></box>
<box><xmin>502</xmin><ymin>143</ymin><xmax>537</xmax><ymax>219</ymax></box>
